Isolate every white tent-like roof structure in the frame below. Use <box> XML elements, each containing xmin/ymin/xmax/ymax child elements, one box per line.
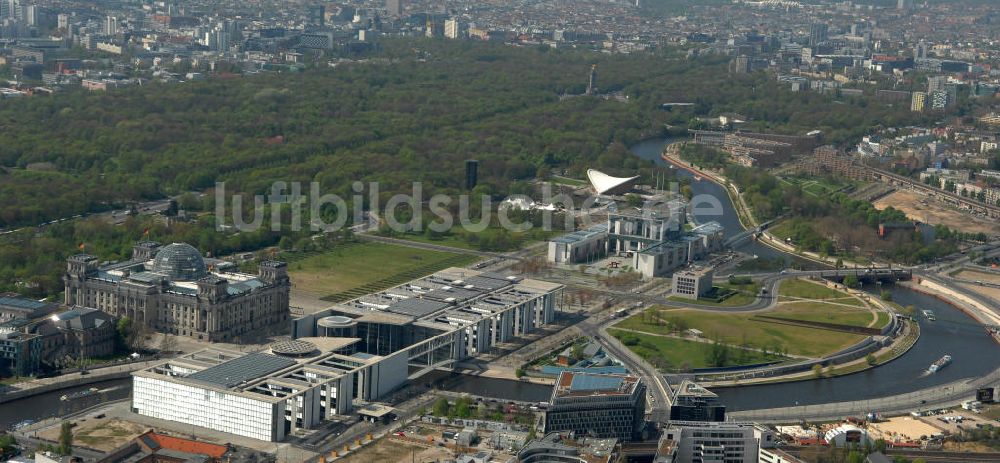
<box><xmin>586</xmin><ymin>169</ymin><xmax>640</xmax><ymax>195</ymax></box>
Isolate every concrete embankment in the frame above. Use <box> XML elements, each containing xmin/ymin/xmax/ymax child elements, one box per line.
<box><xmin>0</xmin><ymin>361</ymin><xmax>158</xmax><ymax>404</ymax></box>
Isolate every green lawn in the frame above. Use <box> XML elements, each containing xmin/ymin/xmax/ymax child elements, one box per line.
<box><xmin>287</xmin><ymin>242</ymin><xmax>479</xmax><ymax>297</ymax></box>
<box><xmin>667</xmin><ymin>281</ymin><xmax>762</xmax><ymax>307</ymax></box>
<box><xmin>778</xmin><ymin>278</ymin><xmax>864</xmax><ymax>306</ymax></box>
<box><xmin>768</xmin><ymin>301</ymin><xmax>875</xmax><ymax>328</ymax></box>
<box><xmin>874</xmin><ymin>311</ymin><xmax>891</xmax><ymax>328</ymax></box>
<box><xmin>548</xmin><ymin>176</ymin><xmax>587</xmax><ymax>186</ymax></box>
<box><xmin>392</xmin><ymin>226</ymin><xmax>560</xmax><ymax>252</ymax></box>
<box><xmin>615</xmin><ymin>307</ymin><xmax>866</xmax><ymax>358</ymax></box>
<box><xmin>767</xmin><ymin>220</ymin><xmax>796</xmax><ymax>241</ymax></box>
<box><xmin>609</xmin><ymin>329</ymin><xmax>784</xmax><ymax>371</ymax></box>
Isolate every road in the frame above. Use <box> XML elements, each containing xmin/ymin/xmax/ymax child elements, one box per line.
<box><xmin>567</xmin><ymin>302</ymin><xmax>673</xmax><ymax>422</ymax></box>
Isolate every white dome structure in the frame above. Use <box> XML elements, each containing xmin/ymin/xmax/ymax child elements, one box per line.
<box><xmin>824</xmin><ymin>425</ymin><xmax>871</xmax><ymax>447</ymax></box>
<box><xmin>586</xmin><ymin>169</ymin><xmax>640</xmax><ymax>195</ymax></box>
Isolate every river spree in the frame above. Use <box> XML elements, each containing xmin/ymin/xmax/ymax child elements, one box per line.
<box><xmin>630</xmin><ymin>136</ymin><xmax>1000</xmax><ymax>411</ymax></box>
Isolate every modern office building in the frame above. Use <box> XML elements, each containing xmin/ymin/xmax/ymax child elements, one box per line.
<box><xmin>444</xmin><ymin>17</ymin><xmax>459</xmax><ymax>39</ymax></box>
<box><xmin>0</xmin><ymin>328</ymin><xmax>41</xmax><ymax>377</ymax></box>
<box><xmin>543</xmin><ymin>371</ymin><xmax>646</xmax><ymax>441</ymax></box>
<box><xmin>65</xmin><ymin>242</ymin><xmax>291</xmax><ymax>342</ymax></box>
<box><xmin>731</xmin><ymin>55</ymin><xmax>751</xmax><ymax>74</ymax></box>
<box><xmin>910</xmin><ymin>91</ymin><xmax>926</xmax><ymax>112</ymax></box>
<box><xmin>808</xmin><ymin>23</ymin><xmax>828</xmax><ymax>47</ymax></box>
<box><xmin>547</xmin><ymin>223</ymin><xmax>609</xmax><ymax>264</ymax></box>
<box><xmin>105</xmin><ymin>15</ymin><xmax>118</xmax><ymax>36</ymax></box>
<box><xmin>466</xmin><ymin>159</ymin><xmax>479</xmax><ymax>190</ymax></box>
<box><xmin>385</xmin><ymin>0</ymin><xmax>403</xmax><ymax>17</ymax></box>
<box><xmin>134</xmin><ymin>267</ymin><xmax>562</xmax><ymax>441</ymax></box>
<box><xmin>669</xmin><ymin>380</ymin><xmax>726</xmax><ymax>422</ymax></box>
<box><xmin>518</xmin><ymin>432</ymin><xmax>619</xmax><ymax>463</ymax></box>
<box><xmin>661</xmin><ymin>421</ymin><xmax>778</xmax><ymax>463</ymax></box>
<box><xmin>671</xmin><ymin>269</ymin><xmax>714</xmax><ymax>300</ymax></box>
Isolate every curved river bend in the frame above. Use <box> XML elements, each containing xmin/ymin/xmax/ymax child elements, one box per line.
<box><xmin>630</xmin><ymin>137</ymin><xmax>1000</xmax><ymax>411</ymax></box>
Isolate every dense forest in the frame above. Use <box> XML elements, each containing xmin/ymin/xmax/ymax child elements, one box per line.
<box><xmin>0</xmin><ymin>39</ymin><xmax>928</xmax><ymax>297</ymax></box>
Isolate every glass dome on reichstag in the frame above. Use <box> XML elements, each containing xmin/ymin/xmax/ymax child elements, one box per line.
<box><xmin>150</xmin><ymin>243</ymin><xmax>208</xmax><ymax>280</ymax></box>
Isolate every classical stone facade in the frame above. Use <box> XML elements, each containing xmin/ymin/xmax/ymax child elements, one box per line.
<box><xmin>64</xmin><ymin>242</ymin><xmax>290</xmax><ymax>342</ymax></box>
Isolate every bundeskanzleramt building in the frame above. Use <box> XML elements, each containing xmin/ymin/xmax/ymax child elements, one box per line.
<box><xmin>64</xmin><ymin>242</ymin><xmax>290</xmax><ymax>342</ymax></box>
<box><xmin>544</xmin><ymin>371</ymin><xmax>646</xmax><ymax>441</ymax></box>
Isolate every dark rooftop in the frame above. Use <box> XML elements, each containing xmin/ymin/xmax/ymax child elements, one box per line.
<box><xmin>186</xmin><ymin>353</ymin><xmax>297</xmax><ymax>389</ymax></box>
<box><xmin>386</xmin><ymin>298</ymin><xmax>451</xmax><ymax>318</ymax></box>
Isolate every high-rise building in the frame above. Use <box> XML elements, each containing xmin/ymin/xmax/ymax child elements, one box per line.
<box><xmin>586</xmin><ymin>64</ymin><xmax>597</xmax><ymax>95</ymax></box>
<box><xmin>105</xmin><ymin>15</ymin><xmax>118</xmax><ymax>36</ymax></box>
<box><xmin>543</xmin><ymin>371</ymin><xmax>647</xmax><ymax>441</ymax></box>
<box><xmin>309</xmin><ymin>5</ymin><xmax>325</xmax><ymax>27</ymax></box>
<box><xmin>897</xmin><ymin>0</ymin><xmax>913</xmax><ymax>11</ymax></box>
<box><xmin>385</xmin><ymin>0</ymin><xmax>403</xmax><ymax>18</ymax></box>
<box><xmin>914</xmin><ymin>40</ymin><xmax>929</xmax><ymax>60</ymax></box>
<box><xmin>465</xmin><ymin>159</ymin><xmax>478</xmax><ymax>190</ymax></box>
<box><xmin>930</xmin><ymin>90</ymin><xmax>950</xmax><ymax>110</ymax></box>
<box><xmin>57</xmin><ymin>13</ymin><xmax>69</xmax><ymax>31</ymax></box>
<box><xmin>23</xmin><ymin>4</ymin><xmax>35</xmax><ymax>26</ymax></box>
<box><xmin>444</xmin><ymin>17</ymin><xmax>459</xmax><ymax>39</ymax></box>
<box><xmin>927</xmin><ymin>75</ymin><xmax>948</xmax><ymax>94</ymax></box>
<box><xmin>911</xmin><ymin>91</ymin><xmax>926</xmax><ymax>112</ymax></box>
<box><xmin>731</xmin><ymin>55</ymin><xmax>751</xmax><ymax>74</ymax></box>
<box><xmin>808</xmin><ymin>23</ymin><xmax>828</xmax><ymax>47</ymax></box>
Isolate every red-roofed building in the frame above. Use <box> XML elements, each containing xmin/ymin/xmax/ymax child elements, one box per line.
<box><xmin>99</xmin><ymin>430</ymin><xmax>232</xmax><ymax>462</ymax></box>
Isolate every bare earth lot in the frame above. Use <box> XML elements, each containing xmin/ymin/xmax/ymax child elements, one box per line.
<box><xmin>873</xmin><ymin>190</ymin><xmax>1000</xmax><ymax>236</ymax></box>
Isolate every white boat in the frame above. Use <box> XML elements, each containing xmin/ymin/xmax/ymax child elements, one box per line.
<box><xmin>928</xmin><ymin>355</ymin><xmax>952</xmax><ymax>373</ymax></box>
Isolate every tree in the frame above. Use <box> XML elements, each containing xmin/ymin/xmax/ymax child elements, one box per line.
<box><xmin>158</xmin><ymin>334</ymin><xmax>178</xmax><ymax>354</ymax></box>
<box><xmin>625</xmin><ymin>194</ymin><xmax>643</xmax><ymax>208</ymax></box>
<box><xmin>58</xmin><ymin>421</ymin><xmax>73</xmax><ymax>455</ymax></box>
<box><xmin>843</xmin><ymin>274</ymin><xmax>861</xmax><ymax>289</ymax></box>
<box><xmin>835</xmin><ymin>258</ymin><xmax>843</xmax><ymax>269</ymax></box>
<box><xmin>0</xmin><ymin>435</ymin><xmax>16</xmax><ymax>458</ymax></box>
<box><xmin>455</xmin><ymin>397</ymin><xmax>472</xmax><ymax>418</ymax></box>
<box><xmin>866</xmin><ymin>354</ymin><xmax>877</xmax><ymax>366</ymax></box>
<box><xmin>432</xmin><ymin>397</ymin><xmax>449</xmax><ymax>417</ymax></box>
<box><xmin>880</xmin><ymin>290</ymin><xmax>892</xmax><ymax>301</ymax></box>
<box><xmin>812</xmin><ymin>364</ymin><xmax>823</xmax><ymax>378</ymax></box>
<box><xmin>706</xmin><ymin>338</ymin><xmax>730</xmax><ymax>367</ymax></box>
<box><xmin>515</xmin><ymin>367</ymin><xmax>525</xmax><ymax>378</ymax></box>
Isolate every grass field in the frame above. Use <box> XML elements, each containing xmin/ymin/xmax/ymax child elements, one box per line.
<box><xmin>768</xmin><ymin>301</ymin><xmax>875</xmax><ymax>328</ymax></box>
<box><xmin>287</xmin><ymin>242</ymin><xmax>478</xmax><ymax>300</ymax></box>
<box><xmin>549</xmin><ymin>176</ymin><xmax>587</xmax><ymax>186</ymax></box>
<box><xmin>394</xmin><ymin>226</ymin><xmax>560</xmax><ymax>252</ymax></box>
<box><xmin>615</xmin><ymin>307</ymin><xmax>866</xmax><ymax>358</ymax></box>
<box><xmin>781</xmin><ymin>176</ymin><xmax>849</xmax><ymax>197</ymax></box>
<box><xmin>609</xmin><ymin>329</ymin><xmax>784</xmax><ymax>371</ymax></box>
<box><xmin>778</xmin><ymin>278</ymin><xmax>864</xmax><ymax>306</ymax></box>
